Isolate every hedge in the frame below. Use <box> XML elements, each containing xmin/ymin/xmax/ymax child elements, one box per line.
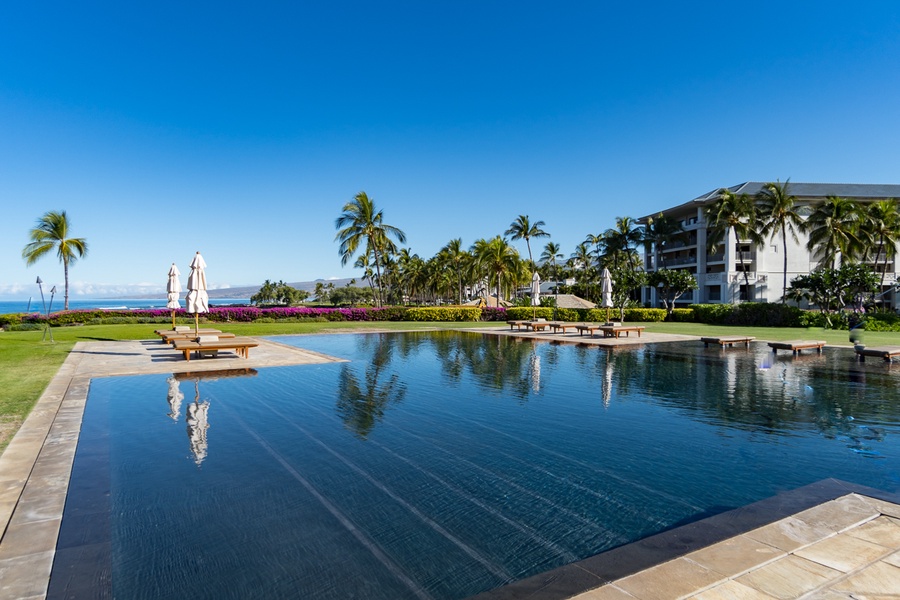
<box><xmin>406</xmin><ymin>307</ymin><xmax>482</xmax><ymax>322</ymax></box>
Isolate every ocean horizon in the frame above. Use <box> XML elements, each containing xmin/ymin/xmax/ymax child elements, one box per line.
<box><xmin>0</xmin><ymin>298</ymin><xmax>252</xmax><ymax>314</ymax></box>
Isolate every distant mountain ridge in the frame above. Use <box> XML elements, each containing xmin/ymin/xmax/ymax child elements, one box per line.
<box><xmin>125</xmin><ymin>278</ymin><xmax>358</xmax><ymax>300</ymax></box>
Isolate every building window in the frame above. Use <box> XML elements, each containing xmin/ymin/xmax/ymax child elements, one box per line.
<box><xmin>707</xmin><ymin>285</ymin><xmax>721</xmax><ymax>301</ymax></box>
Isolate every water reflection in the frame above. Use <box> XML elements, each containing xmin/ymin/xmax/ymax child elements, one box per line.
<box><xmin>336</xmin><ymin>335</ymin><xmax>408</xmax><ymax>439</ymax></box>
<box><xmin>165</xmin><ymin>369</ymin><xmax>258</xmax><ymax>465</ymax></box>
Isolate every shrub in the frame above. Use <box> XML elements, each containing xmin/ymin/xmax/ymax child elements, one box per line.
<box><xmin>669</xmin><ymin>308</ymin><xmax>695</xmax><ymax>322</ymax></box>
<box><xmin>406</xmin><ymin>307</ymin><xmax>482</xmax><ymax>322</ymax></box>
<box><xmin>622</xmin><ymin>308</ymin><xmax>667</xmax><ymax>322</ymax></box>
<box><xmin>863</xmin><ymin>312</ymin><xmax>900</xmax><ymax>332</ymax></box>
<box><xmin>479</xmin><ymin>307</ymin><xmax>508</xmax><ymax>321</ymax></box>
<box><xmin>690</xmin><ymin>304</ymin><xmax>734</xmax><ymax>324</ymax></box>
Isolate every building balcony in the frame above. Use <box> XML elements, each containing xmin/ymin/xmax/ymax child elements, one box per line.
<box><xmin>661</xmin><ymin>255</ymin><xmax>698</xmax><ymax>266</ymax></box>
<box><xmin>706</xmin><ymin>252</ymin><xmax>725</xmax><ymax>263</ymax></box>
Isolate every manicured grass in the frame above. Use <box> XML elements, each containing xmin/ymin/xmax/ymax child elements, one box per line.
<box><xmin>1</xmin><ymin>319</ymin><xmax>897</xmax><ymax>454</ymax></box>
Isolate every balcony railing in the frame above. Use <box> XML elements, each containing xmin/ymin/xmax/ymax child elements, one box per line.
<box><xmin>661</xmin><ymin>255</ymin><xmax>697</xmax><ymax>266</ymax></box>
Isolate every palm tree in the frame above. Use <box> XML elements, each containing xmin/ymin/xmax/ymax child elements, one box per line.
<box><xmin>22</xmin><ymin>210</ymin><xmax>88</xmax><ymax>310</ymax></box>
<box><xmin>540</xmin><ymin>241</ymin><xmax>564</xmax><ymax>318</ymax></box>
<box><xmin>335</xmin><ymin>191</ymin><xmax>406</xmax><ymax>307</ymax></box>
<box><xmin>440</xmin><ymin>238</ymin><xmax>469</xmax><ymax>304</ymax></box>
<box><xmin>757</xmin><ymin>180</ymin><xmax>804</xmax><ymax>303</ymax></box>
<box><xmin>641</xmin><ymin>213</ymin><xmax>683</xmax><ymax>269</ymax></box>
<box><xmin>704</xmin><ymin>189</ymin><xmax>764</xmax><ymax>301</ymax></box>
<box><xmin>505</xmin><ymin>215</ymin><xmax>549</xmax><ymax>272</ymax></box>
<box><xmin>802</xmin><ymin>195</ymin><xmax>862</xmax><ymax>269</ymax></box>
<box><xmin>862</xmin><ymin>199</ymin><xmax>900</xmax><ymax>292</ymax></box>
<box><xmin>472</xmin><ymin>236</ymin><xmax>519</xmax><ymax>305</ymax></box>
<box><xmin>601</xmin><ymin>216</ymin><xmax>643</xmax><ymax>271</ymax></box>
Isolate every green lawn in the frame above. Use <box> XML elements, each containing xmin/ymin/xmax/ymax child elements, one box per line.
<box><xmin>1</xmin><ymin>319</ymin><xmax>897</xmax><ymax>453</ymax></box>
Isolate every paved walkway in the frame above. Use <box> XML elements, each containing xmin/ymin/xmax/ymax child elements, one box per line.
<box><xmin>1</xmin><ymin>331</ymin><xmax>898</xmax><ymax>600</ymax></box>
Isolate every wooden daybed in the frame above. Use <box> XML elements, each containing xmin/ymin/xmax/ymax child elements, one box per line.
<box><xmin>854</xmin><ymin>345</ymin><xmax>900</xmax><ymax>362</ymax></box>
<box><xmin>548</xmin><ymin>322</ymin><xmax>583</xmax><ymax>334</ymax></box>
<box><xmin>172</xmin><ymin>337</ymin><xmax>259</xmax><ymax>361</ymax></box>
<box><xmin>599</xmin><ymin>325</ymin><xmax>645</xmax><ymax>338</ymax></box>
<box><xmin>701</xmin><ymin>336</ymin><xmax>755</xmax><ymax>348</ymax></box>
<box><xmin>767</xmin><ymin>340</ymin><xmax>827</xmax><ymax>355</ymax></box>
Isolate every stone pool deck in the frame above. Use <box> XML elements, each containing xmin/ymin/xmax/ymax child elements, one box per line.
<box><xmin>1</xmin><ymin>331</ymin><xmax>899</xmax><ymax>599</ymax></box>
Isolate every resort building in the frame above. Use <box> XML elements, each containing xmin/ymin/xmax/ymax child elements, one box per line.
<box><xmin>639</xmin><ymin>182</ymin><xmax>900</xmax><ymax>308</ymax></box>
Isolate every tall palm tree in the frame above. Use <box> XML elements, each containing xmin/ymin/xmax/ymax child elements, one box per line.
<box><xmin>802</xmin><ymin>195</ymin><xmax>862</xmax><ymax>269</ymax></box>
<box><xmin>505</xmin><ymin>215</ymin><xmax>549</xmax><ymax>272</ymax></box>
<box><xmin>335</xmin><ymin>191</ymin><xmax>406</xmax><ymax>307</ymax></box>
<box><xmin>641</xmin><ymin>213</ymin><xmax>683</xmax><ymax>269</ymax></box>
<box><xmin>540</xmin><ymin>241</ymin><xmax>564</xmax><ymax>318</ymax></box>
<box><xmin>704</xmin><ymin>189</ymin><xmax>763</xmax><ymax>301</ymax></box>
<box><xmin>22</xmin><ymin>210</ymin><xmax>88</xmax><ymax>310</ymax></box>
<box><xmin>440</xmin><ymin>238</ymin><xmax>468</xmax><ymax>304</ymax></box>
<box><xmin>602</xmin><ymin>216</ymin><xmax>643</xmax><ymax>271</ymax></box>
<box><xmin>862</xmin><ymin>199</ymin><xmax>900</xmax><ymax>292</ymax></box>
<box><xmin>757</xmin><ymin>180</ymin><xmax>804</xmax><ymax>303</ymax></box>
<box><xmin>472</xmin><ymin>236</ymin><xmax>519</xmax><ymax>305</ymax></box>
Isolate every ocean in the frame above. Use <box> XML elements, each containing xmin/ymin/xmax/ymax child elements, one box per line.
<box><xmin>0</xmin><ymin>298</ymin><xmax>251</xmax><ymax>314</ymax></box>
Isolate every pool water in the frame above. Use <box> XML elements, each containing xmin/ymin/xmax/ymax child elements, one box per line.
<box><xmin>57</xmin><ymin>331</ymin><xmax>900</xmax><ymax>599</ymax></box>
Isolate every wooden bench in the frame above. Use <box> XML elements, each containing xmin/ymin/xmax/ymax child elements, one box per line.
<box><xmin>701</xmin><ymin>336</ymin><xmax>755</xmax><ymax>348</ymax></box>
<box><xmin>172</xmin><ymin>337</ymin><xmax>259</xmax><ymax>361</ymax></box>
<box><xmin>767</xmin><ymin>340</ymin><xmax>827</xmax><ymax>355</ymax></box>
<box><xmin>855</xmin><ymin>345</ymin><xmax>900</xmax><ymax>362</ymax></box>
<box><xmin>575</xmin><ymin>323</ymin><xmax>604</xmax><ymax>336</ymax></box>
<box><xmin>524</xmin><ymin>319</ymin><xmax>551</xmax><ymax>332</ymax></box>
<box><xmin>599</xmin><ymin>325</ymin><xmax>645</xmax><ymax>338</ymax></box>
<box><xmin>507</xmin><ymin>320</ymin><xmax>530</xmax><ymax>330</ymax></box>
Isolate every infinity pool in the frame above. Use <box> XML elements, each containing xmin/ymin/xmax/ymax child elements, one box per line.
<box><xmin>53</xmin><ymin>331</ymin><xmax>900</xmax><ymax>599</ymax></box>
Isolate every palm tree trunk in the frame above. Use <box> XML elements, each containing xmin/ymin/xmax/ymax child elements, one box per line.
<box><xmin>64</xmin><ymin>258</ymin><xmax>70</xmax><ymax>310</ymax></box>
<box><xmin>781</xmin><ymin>224</ymin><xmax>788</xmax><ymax>304</ymax></box>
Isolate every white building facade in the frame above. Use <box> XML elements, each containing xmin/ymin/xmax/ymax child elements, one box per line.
<box><xmin>640</xmin><ymin>182</ymin><xmax>900</xmax><ymax>308</ymax></box>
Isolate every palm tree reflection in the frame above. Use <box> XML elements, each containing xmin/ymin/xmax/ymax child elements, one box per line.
<box><xmin>337</xmin><ymin>335</ymin><xmax>408</xmax><ymax>439</ymax></box>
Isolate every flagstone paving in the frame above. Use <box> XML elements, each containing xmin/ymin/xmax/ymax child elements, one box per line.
<box><xmin>2</xmin><ymin>331</ymin><xmax>899</xmax><ymax>600</ymax></box>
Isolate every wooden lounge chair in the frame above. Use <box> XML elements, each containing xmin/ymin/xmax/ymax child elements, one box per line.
<box><xmin>854</xmin><ymin>345</ymin><xmax>900</xmax><ymax>362</ymax></box>
<box><xmin>599</xmin><ymin>325</ymin><xmax>645</xmax><ymax>338</ymax></box>
<box><xmin>549</xmin><ymin>322</ymin><xmax>581</xmax><ymax>334</ymax></box>
<box><xmin>157</xmin><ymin>328</ymin><xmax>224</xmax><ymax>342</ymax></box>
<box><xmin>701</xmin><ymin>336</ymin><xmax>755</xmax><ymax>348</ymax></box>
<box><xmin>767</xmin><ymin>340</ymin><xmax>827</xmax><ymax>355</ymax></box>
<box><xmin>524</xmin><ymin>318</ymin><xmax>551</xmax><ymax>332</ymax></box>
<box><xmin>164</xmin><ymin>332</ymin><xmax>236</xmax><ymax>345</ymax></box>
<box><xmin>172</xmin><ymin>336</ymin><xmax>259</xmax><ymax>361</ymax></box>
<box><xmin>575</xmin><ymin>323</ymin><xmax>604</xmax><ymax>336</ymax></box>
<box><xmin>506</xmin><ymin>320</ymin><xmax>529</xmax><ymax>330</ymax></box>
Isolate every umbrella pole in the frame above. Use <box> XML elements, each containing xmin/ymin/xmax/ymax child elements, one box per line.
<box><xmin>171</xmin><ymin>309</ymin><xmax>176</xmax><ymax>329</ymax></box>
<box><xmin>607</xmin><ymin>307</ymin><xmax>610</xmax><ymax>323</ymax></box>
<box><xmin>194</xmin><ymin>313</ymin><xmax>199</xmax><ymax>337</ymax></box>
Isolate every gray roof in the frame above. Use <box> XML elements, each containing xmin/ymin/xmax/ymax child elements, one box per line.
<box><xmin>641</xmin><ymin>181</ymin><xmax>900</xmax><ymax>221</ymax></box>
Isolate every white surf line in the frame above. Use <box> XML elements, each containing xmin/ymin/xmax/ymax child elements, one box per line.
<box><xmin>383</xmin><ymin>425</ymin><xmax>627</xmax><ymax>544</ymax></box>
<box><xmin>292</xmin><ymin>397</ymin><xmax>580</xmax><ymax>563</ymax></box>
<box><xmin>261</xmin><ymin>401</ymin><xmax>514</xmax><ymax>584</ymax></box>
<box><xmin>224</xmin><ymin>407</ymin><xmax>434</xmax><ymax>600</ymax></box>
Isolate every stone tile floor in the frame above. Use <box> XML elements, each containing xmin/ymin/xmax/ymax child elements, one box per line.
<box><xmin>2</xmin><ymin>331</ymin><xmax>899</xmax><ymax>600</ymax></box>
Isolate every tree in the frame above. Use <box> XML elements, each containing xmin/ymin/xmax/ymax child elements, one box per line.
<box><xmin>608</xmin><ymin>264</ymin><xmax>648</xmax><ymax>321</ymax></box>
<box><xmin>22</xmin><ymin>210</ymin><xmax>88</xmax><ymax>311</ymax></box>
<box><xmin>802</xmin><ymin>195</ymin><xmax>862</xmax><ymax>269</ymax></box>
<box><xmin>787</xmin><ymin>264</ymin><xmax>879</xmax><ymax>321</ymax></box>
<box><xmin>440</xmin><ymin>238</ymin><xmax>469</xmax><ymax>304</ymax></box>
<box><xmin>648</xmin><ymin>269</ymin><xmax>697</xmax><ymax>316</ymax></box>
<box><xmin>539</xmin><ymin>242</ymin><xmax>563</xmax><ymax>284</ymax></box>
<box><xmin>641</xmin><ymin>213</ymin><xmax>683</xmax><ymax>269</ymax></box>
<box><xmin>505</xmin><ymin>215</ymin><xmax>549</xmax><ymax>272</ymax></box>
<box><xmin>704</xmin><ymin>189</ymin><xmax>763</xmax><ymax>302</ymax></box>
<box><xmin>472</xmin><ymin>236</ymin><xmax>519</xmax><ymax>305</ymax></box>
<box><xmin>757</xmin><ymin>180</ymin><xmax>805</xmax><ymax>304</ymax></box>
<box><xmin>861</xmin><ymin>199</ymin><xmax>900</xmax><ymax>293</ymax></box>
<box><xmin>335</xmin><ymin>191</ymin><xmax>406</xmax><ymax>307</ymax></box>
<box><xmin>601</xmin><ymin>216</ymin><xmax>643</xmax><ymax>271</ymax></box>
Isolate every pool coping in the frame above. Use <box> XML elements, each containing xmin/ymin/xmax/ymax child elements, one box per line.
<box><xmin>465</xmin><ymin>479</ymin><xmax>900</xmax><ymax>599</ymax></box>
<box><xmin>0</xmin><ymin>333</ymin><xmax>895</xmax><ymax>599</ymax></box>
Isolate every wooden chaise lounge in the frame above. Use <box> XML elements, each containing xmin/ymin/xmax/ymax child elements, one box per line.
<box><xmin>157</xmin><ymin>328</ymin><xmax>224</xmax><ymax>342</ymax></box>
<box><xmin>548</xmin><ymin>322</ymin><xmax>582</xmax><ymax>334</ymax></box>
<box><xmin>767</xmin><ymin>340</ymin><xmax>827</xmax><ymax>355</ymax></box>
<box><xmin>172</xmin><ymin>337</ymin><xmax>259</xmax><ymax>361</ymax></box>
<box><xmin>855</xmin><ymin>345</ymin><xmax>900</xmax><ymax>362</ymax></box>
<box><xmin>575</xmin><ymin>323</ymin><xmax>604</xmax><ymax>336</ymax></box>
<box><xmin>507</xmin><ymin>320</ymin><xmax>530</xmax><ymax>330</ymax></box>
<box><xmin>162</xmin><ymin>331</ymin><xmax>237</xmax><ymax>345</ymax></box>
<box><xmin>599</xmin><ymin>325</ymin><xmax>645</xmax><ymax>338</ymax></box>
<box><xmin>524</xmin><ymin>319</ymin><xmax>551</xmax><ymax>332</ymax></box>
<box><xmin>701</xmin><ymin>336</ymin><xmax>755</xmax><ymax>348</ymax></box>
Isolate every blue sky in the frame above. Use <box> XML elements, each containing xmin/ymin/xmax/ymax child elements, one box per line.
<box><xmin>2</xmin><ymin>1</ymin><xmax>899</xmax><ymax>298</ymax></box>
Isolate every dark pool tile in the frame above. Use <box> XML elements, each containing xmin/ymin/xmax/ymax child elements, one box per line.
<box><xmin>466</xmin><ymin>563</ymin><xmax>604</xmax><ymax>600</ymax></box>
<box><xmin>55</xmin><ymin>511</ymin><xmax>110</xmax><ymax>550</ymax></box>
<box><xmin>46</xmin><ymin>541</ymin><xmax>112</xmax><ymax>600</ymax></box>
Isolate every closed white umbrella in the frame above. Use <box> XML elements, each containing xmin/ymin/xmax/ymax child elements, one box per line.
<box><xmin>184</xmin><ymin>251</ymin><xmax>209</xmax><ymax>336</ymax></box>
<box><xmin>166</xmin><ymin>375</ymin><xmax>183</xmax><ymax>421</ymax></box>
<box><xmin>531</xmin><ymin>271</ymin><xmax>541</xmax><ymax>319</ymax></box>
<box><xmin>166</xmin><ymin>263</ymin><xmax>181</xmax><ymax>329</ymax></box>
<box><xmin>600</xmin><ymin>267</ymin><xmax>614</xmax><ymax>322</ymax></box>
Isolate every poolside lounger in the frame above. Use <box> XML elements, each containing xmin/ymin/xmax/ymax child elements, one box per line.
<box><xmin>599</xmin><ymin>325</ymin><xmax>645</xmax><ymax>338</ymax></box>
<box><xmin>549</xmin><ymin>322</ymin><xmax>582</xmax><ymax>334</ymax></box>
<box><xmin>701</xmin><ymin>336</ymin><xmax>755</xmax><ymax>348</ymax></box>
<box><xmin>575</xmin><ymin>323</ymin><xmax>604</xmax><ymax>336</ymax></box>
<box><xmin>172</xmin><ymin>337</ymin><xmax>259</xmax><ymax>361</ymax></box>
<box><xmin>507</xmin><ymin>320</ymin><xmax>530</xmax><ymax>330</ymax></box>
<box><xmin>157</xmin><ymin>328</ymin><xmax>224</xmax><ymax>342</ymax></box>
<box><xmin>854</xmin><ymin>345</ymin><xmax>900</xmax><ymax>362</ymax></box>
<box><xmin>524</xmin><ymin>319</ymin><xmax>551</xmax><ymax>332</ymax></box>
<box><xmin>164</xmin><ymin>332</ymin><xmax>236</xmax><ymax>345</ymax></box>
<box><xmin>767</xmin><ymin>340</ymin><xmax>827</xmax><ymax>355</ymax></box>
